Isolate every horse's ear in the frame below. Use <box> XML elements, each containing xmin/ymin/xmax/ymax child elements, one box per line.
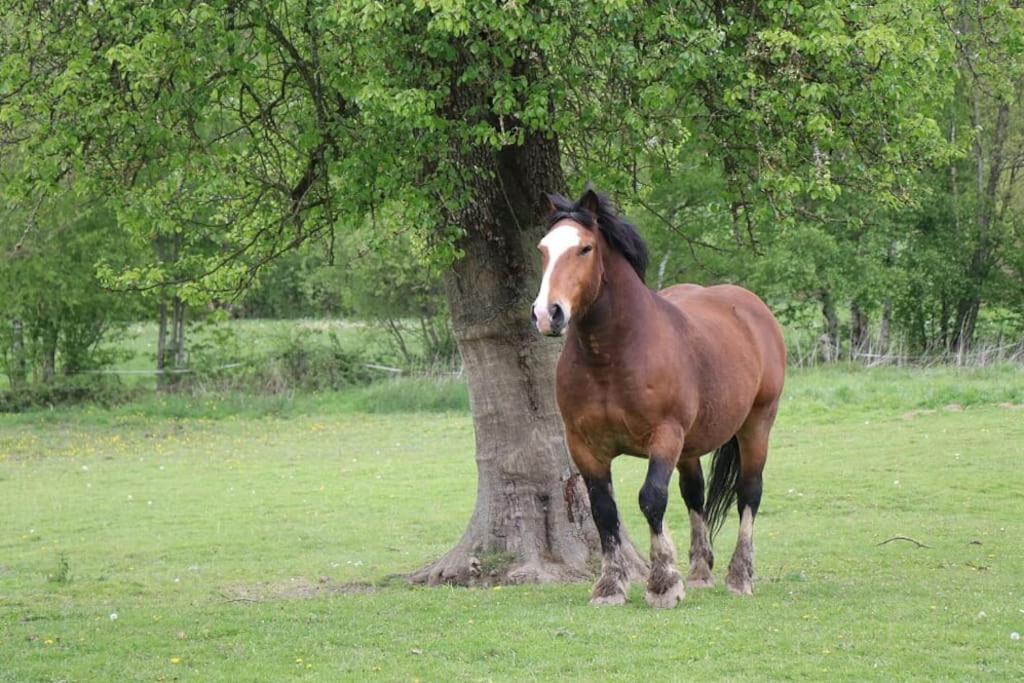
<box><xmin>541</xmin><ymin>192</ymin><xmax>559</xmax><ymax>216</ymax></box>
<box><xmin>579</xmin><ymin>188</ymin><xmax>601</xmax><ymax>218</ymax></box>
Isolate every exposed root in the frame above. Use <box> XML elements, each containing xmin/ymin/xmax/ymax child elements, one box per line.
<box><xmin>506</xmin><ymin>558</ymin><xmax>591</xmax><ymax>584</ymax></box>
<box><xmin>408</xmin><ymin>542</ymin><xmax>483</xmax><ymax>586</ymax></box>
<box><xmin>410</xmin><ymin>541</ymin><xmax>613</xmax><ymax>587</ymax></box>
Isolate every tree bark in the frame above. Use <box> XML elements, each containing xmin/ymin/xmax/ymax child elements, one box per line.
<box><xmin>878</xmin><ymin>299</ymin><xmax>892</xmax><ymax>354</ymax></box>
<box><xmin>410</xmin><ymin>115</ymin><xmax>646</xmax><ymax>585</ymax></box>
<box><xmin>849</xmin><ymin>301</ymin><xmax>869</xmax><ymax>360</ymax></box>
<box><xmin>172</xmin><ymin>297</ymin><xmax>187</xmax><ymax>370</ymax></box>
<box><xmin>156</xmin><ymin>301</ymin><xmax>168</xmax><ymax>390</ymax></box>
<box><xmin>819</xmin><ymin>291</ymin><xmax>839</xmax><ymax>363</ymax></box>
<box><xmin>41</xmin><ymin>325</ymin><xmax>57</xmax><ymax>383</ymax></box>
<box><xmin>159</xmin><ymin>296</ymin><xmax>187</xmax><ymax>388</ymax></box>
<box><xmin>10</xmin><ymin>319</ymin><xmax>27</xmax><ymax>390</ymax></box>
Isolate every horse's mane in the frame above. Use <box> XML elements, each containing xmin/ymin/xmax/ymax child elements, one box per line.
<box><xmin>546</xmin><ymin>190</ymin><xmax>649</xmax><ymax>282</ymax></box>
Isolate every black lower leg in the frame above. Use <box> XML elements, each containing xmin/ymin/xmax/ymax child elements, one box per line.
<box><xmin>639</xmin><ymin>458</ymin><xmax>675</xmax><ymax>534</ymax></box>
<box><xmin>736</xmin><ymin>472</ymin><xmax>763</xmax><ymax>519</ymax></box>
<box><xmin>678</xmin><ymin>461</ymin><xmax>706</xmax><ymax>515</ymax></box>
<box><xmin>585</xmin><ymin>476</ymin><xmax>621</xmax><ymax>554</ymax></box>
<box><xmin>679</xmin><ymin>459</ymin><xmax>713</xmax><ymax>570</ymax></box>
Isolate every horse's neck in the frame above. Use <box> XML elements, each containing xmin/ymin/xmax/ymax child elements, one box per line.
<box><xmin>572</xmin><ymin>253</ymin><xmax>654</xmax><ymax>363</ymax></box>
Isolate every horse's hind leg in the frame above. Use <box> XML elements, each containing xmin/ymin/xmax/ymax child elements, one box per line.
<box><xmin>727</xmin><ymin>403</ymin><xmax>777</xmax><ymax>596</ymax></box>
<box><xmin>677</xmin><ymin>457</ymin><xmax>714</xmax><ymax>588</ymax></box>
<box><xmin>639</xmin><ymin>424</ymin><xmax>686</xmax><ymax>608</ymax></box>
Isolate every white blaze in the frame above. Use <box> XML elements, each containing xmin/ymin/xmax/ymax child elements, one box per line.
<box><xmin>533</xmin><ymin>223</ymin><xmax>582</xmax><ymax>321</ymax></box>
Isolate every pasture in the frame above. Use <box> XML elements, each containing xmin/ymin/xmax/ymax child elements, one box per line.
<box><xmin>2</xmin><ymin>366</ymin><xmax>1023</xmax><ymax>680</ymax></box>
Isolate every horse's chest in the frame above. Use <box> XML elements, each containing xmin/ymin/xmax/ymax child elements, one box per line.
<box><xmin>557</xmin><ymin>370</ymin><xmax>655</xmax><ymax>456</ymax></box>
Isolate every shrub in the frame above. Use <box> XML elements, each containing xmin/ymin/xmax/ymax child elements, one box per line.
<box><xmin>0</xmin><ymin>376</ymin><xmax>133</xmax><ymax>413</ymax></box>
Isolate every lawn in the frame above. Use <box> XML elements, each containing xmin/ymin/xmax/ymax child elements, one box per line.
<box><xmin>1</xmin><ymin>366</ymin><xmax>1023</xmax><ymax>680</ymax></box>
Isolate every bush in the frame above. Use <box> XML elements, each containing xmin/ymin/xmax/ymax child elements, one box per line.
<box><xmin>0</xmin><ymin>376</ymin><xmax>134</xmax><ymax>412</ymax></box>
<box><xmin>180</xmin><ymin>324</ymin><xmax>381</xmax><ymax>394</ymax></box>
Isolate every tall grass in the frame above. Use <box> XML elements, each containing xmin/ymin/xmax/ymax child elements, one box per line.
<box><xmin>2</xmin><ymin>364</ymin><xmax>1020</xmax><ymax>427</ymax></box>
<box><xmin>347</xmin><ymin>376</ymin><xmax>469</xmax><ymax>413</ymax></box>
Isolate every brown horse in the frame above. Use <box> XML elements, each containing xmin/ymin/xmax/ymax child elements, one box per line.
<box><xmin>531</xmin><ymin>189</ymin><xmax>786</xmax><ymax>608</ymax></box>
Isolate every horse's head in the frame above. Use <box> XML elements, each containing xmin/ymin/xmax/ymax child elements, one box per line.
<box><xmin>531</xmin><ymin>190</ymin><xmax>605</xmax><ymax>337</ymax></box>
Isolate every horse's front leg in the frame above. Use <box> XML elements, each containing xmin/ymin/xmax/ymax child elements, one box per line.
<box><xmin>639</xmin><ymin>424</ymin><xmax>685</xmax><ymax>608</ymax></box>
<box><xmin>568</xmin><ymin>433</ymin><xmax>629</xmax><ymax>606</ymax></box>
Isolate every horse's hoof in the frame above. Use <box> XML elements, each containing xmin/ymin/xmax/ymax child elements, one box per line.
<box><xmin>590</xmin><ymin>593</ymin><xmax>627</xmax><ymax>607</ymax></box>
<box><xmin>686</xmin><ymin>575</ymin><xmax>715</xmax><ymax>589</ymax></box>
<box><xmin>644</xmin><ymin>581</ymin><xmax>685</xmax><ymax>608</ymax></box>
<box><xmin>726</xmin><ymin>556</ymin><xmax>754</xmax><ymax>596</ymax></box>
<box><xmin>686</xmin><ymin>560</ymin><xmax>714</xmax><ymax>588</ymax></box>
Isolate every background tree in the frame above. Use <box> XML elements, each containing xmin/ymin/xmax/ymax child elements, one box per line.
<box><xmin>0</xmin><ymin>1</ymin><xmax>990</xmax><ymax>582</ymax></box>
<box><xmin>0</xmin><ymin>198</ymin><xmax>143</xmax><ymax>389</ymax></box>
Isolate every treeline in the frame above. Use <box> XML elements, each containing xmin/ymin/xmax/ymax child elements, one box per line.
<box><xmin>1</xmin><ymin>1</ymin><xmax>1022</xmax><ymax>401</ymax></box>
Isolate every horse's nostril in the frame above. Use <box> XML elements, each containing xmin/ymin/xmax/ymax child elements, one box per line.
<box><xmin>550</xmin><ymin>303</ymin><xmax>564</xmax><ymax>326</ymax></box>
<box><xmin>530</xmin><ymin>309</ymin><xmax>538</xmax><ymax>324</ymax></box>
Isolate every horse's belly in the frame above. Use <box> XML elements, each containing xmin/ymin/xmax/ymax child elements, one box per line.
<box><xmin>681</xmin><ymin>424</ymin><xmax>739</xmax><ymax>457</ymax></box>
<box><xmin>680</xmin><ymin>391</ymin><xmax>758</xmax><ymax>456</ymax></box>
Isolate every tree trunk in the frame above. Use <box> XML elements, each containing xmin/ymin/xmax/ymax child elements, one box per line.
<box><xmin>156</xmin><ymin>301</ymin><xmax>168</xmax><ymax>390</ymax></box>
<box><xmin>10</xmin><ymin>319</ymin><xmax>27</xmax><ymax>390</ymax></box>
<box><xmin>953</xmin><ymin>299</ymin><xmax>980</xmax><ymax>356</ymax></box>
<box><xmin>410</xmin><ymin>121</ymin><xmax>645</xmax><ymax>585</ymax></box>
<box><xmin>849</xmin><ymin>301</ymin><xmax>869</xmax><ymax>360</ymax></box>
<box><xmin>41</xmin><ymin>325</ymin><xmax>57</xmax><ymax>383</ymax></box>
<box><xmin>160</xmin><ymin>296</ymin><xmax>187</xmax><ymax>388</ymax></box>
<box><xmin>172</xmin><ymin>297</ymin><xmax>187</xmax><ymax>370</ymax></box>
<box><xmin>819</xmin><ymin>291</ymin><xmax>839</xmax><ymax>363</ymax></box>
<box><xmin>878</xmin><ymin>300</ymin><xmax>892</xmax><ymax>354</ymax></box>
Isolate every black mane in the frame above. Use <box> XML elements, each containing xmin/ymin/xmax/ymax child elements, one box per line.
<box><xmin>546</xmin><ymin>190</ymin><xmax>649</xmax><ymax>282</ymax></box>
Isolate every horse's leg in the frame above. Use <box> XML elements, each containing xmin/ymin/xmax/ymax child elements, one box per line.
<box><xmin>584</xmin><ymin>472</ymin><xmax>631</xmax><ymax>605</ymax></box>
<box><xmin>639</xmin><ymin>424</ymin><xmax>685</xmax><ymax>608</ymax></box>
<box><xmin>568</xmin><ymin>433</ymin><xmax>629</xmax><ymax>606</ymax></box>
<box><xmin>677</xmin><ymin>457</ymin><xmax>714</xmax><ymax>588</ymax></box>
<box><xmin>726</xmin><ymin>404</ymin><xmax>776</xmax><ymax>596</ymax></box>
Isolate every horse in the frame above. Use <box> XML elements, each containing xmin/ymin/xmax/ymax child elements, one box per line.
<box><xmin>531</xmin><ymin>189</ymin><xmax>786</xmax><ymax>608</ymax></box>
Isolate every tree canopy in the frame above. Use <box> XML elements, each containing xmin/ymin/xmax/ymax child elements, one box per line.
<box><xmin>3</xmin><ymin>1</ymin><xmax>968</xmax><ymax>298</ymax></box>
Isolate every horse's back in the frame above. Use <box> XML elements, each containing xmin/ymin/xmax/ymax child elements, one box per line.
<box><xmin>658</xmin><ymin>283</ymin><xmax>765</xmax><ymax>317</ymax></box>
<box><xmin>658</xmin><ymin>283</ymin><xmax>786</xmax><ymax>405</ymax></box>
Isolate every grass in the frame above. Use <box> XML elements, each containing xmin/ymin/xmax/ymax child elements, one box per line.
<box><xmin>1</xmin><ymin>366</ymin><xmax>1023</xmax><ymax>680</ymax></box>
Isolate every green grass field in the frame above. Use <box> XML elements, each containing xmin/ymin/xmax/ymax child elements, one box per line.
<box><xmin>2</xmin><ymin>366</ymin><xmax>1023</xmax><ymax>680</ymax></box>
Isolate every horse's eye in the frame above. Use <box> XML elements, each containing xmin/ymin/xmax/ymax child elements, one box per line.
<box><xmin>580</xmin><ymin>245</ymin><xmax>593</xmax><ymax>256</ymax></box>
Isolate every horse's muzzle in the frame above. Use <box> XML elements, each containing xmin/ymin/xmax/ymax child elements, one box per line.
<box><xmin>532</xmin><ymin>302</ymin><xmax>567</xmax><ymax>336</ymax></box>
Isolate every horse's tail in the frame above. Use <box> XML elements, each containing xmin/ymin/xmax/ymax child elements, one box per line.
<box><xmin>704</xmin><ymin>436</ymin><xmax>740</xmax><ymax>542</ymax></box>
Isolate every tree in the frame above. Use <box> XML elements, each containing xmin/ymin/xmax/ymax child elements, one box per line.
<box><xmin>940</xmin><ymin>1</ymin><xmax>1024</xmax><ymax>350</ymax></box>
<box><xmin>0</xmin><ymin>199</ymin><xmax>143</xmax><ymax>388</ymax></box>
<box><xmin>1</xmin><ymin>1</ymin><xmax>957</xmax><ymax>582</ymax></box>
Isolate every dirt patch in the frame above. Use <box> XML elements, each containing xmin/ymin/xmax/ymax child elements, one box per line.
<box><xmin>220</xmin><ymin>576</ymin><xmax>376</xmax><ymax>602</ymax></box>
<box><xmin>998</xmin><ymin>402</ymin><xmax>1024</xmax><ymax>410</ymax></box>
<box><xmin>943</xmin><ymin>403</ymin><xmax>965</xmax><ymax>412</ymax></box>
<box><xmin>901</xmin><ymin>409</ymin><xmax>937</xmax><ymax>421</ymax></box>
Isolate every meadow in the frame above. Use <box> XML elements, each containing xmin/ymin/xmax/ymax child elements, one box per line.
<box><xmin>1</xmin><ymin>365</ymin><xmax>1023</xmax><ymax>680</ymax></box>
